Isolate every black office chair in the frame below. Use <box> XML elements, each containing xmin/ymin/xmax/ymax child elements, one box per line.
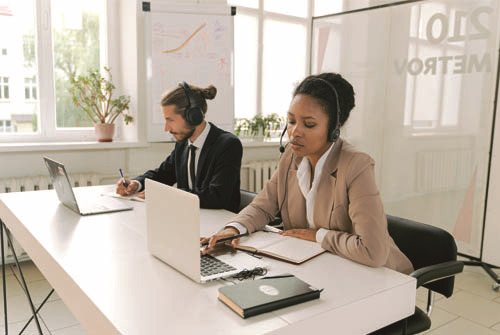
<box><xmin>239</xmin><ymin>189</ymin><xmax>257</xmax><ymax>212</ymax></box>
<box><xmin>238</xmin><ymin>190</ymin><xmax>283</xmax><ymax>227</ymax></box>
<box><xmin>371</xmin><ymin>215</ymin><xmax>464</xmax><ymax>335</ymax></box>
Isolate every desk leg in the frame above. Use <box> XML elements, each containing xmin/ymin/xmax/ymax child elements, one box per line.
<box><xmin>1</xmin><ymin>219</ymin><xmax>8</xmax><ymax>335</ymax></box>
<box><xmin>18</xmin><ymin>289</ymin><xmax>54</xmax><ymax>335</ymax></box>
<box><xmin>4</xmin><ymin>225</ymin><xmax>44</xmax><ymax>334</ymax></box>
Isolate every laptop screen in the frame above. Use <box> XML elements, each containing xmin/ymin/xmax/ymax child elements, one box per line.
<box><xmin>43</xmin><ymin>156</ymin><xmax>80</xmax><ymax>213</ymax></box>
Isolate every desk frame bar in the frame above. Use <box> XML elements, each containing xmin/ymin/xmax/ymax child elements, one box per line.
<box><xmin>1</xmin><ymin>219</ymin><xmax>44</xmax><ymax>334</ymax></box>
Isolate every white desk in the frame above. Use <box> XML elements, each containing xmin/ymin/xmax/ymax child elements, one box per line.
<box><xmin>0</xmin><ymin>186</ymin><xmax>416</xmax><ymax>334</ymax></box>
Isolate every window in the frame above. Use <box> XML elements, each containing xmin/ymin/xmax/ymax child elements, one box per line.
<box><xmin>0</xmin><ymin>120</ymin><xmax>13</xmax><ymax>133</ymax></box>
<box><xmin>24</xmin><ymin>76</ymin><xmax>37</xmax><ymax>100</ymax></box>
<box><xmin>403</xmin><ymin>4</ymin><xmax>472</xmax><ymax>133</ymax></box>
<box><xmin>0</xmin><ymin>77</ymin><xmax>9</xmax><ymax>100</ymax></box>
<box><xmin>0</xmin><ymin>0</ymin><xmax>109</xmax><ymax>141</ymax></box>
<box><xmin>51</xmin><ymin>0</ymin><xmax>101</xmax><ymax>128</ymax></box>
<box><xmin>229</xmin><ymin>1</ymin><xmax>311</xmax><ymax>120</ymax></box>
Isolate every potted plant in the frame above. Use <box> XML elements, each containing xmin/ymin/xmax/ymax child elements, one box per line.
<box><xmin>235</xmin><ymin>113</ymin><xmax>285</xmax><ymax>141</ymax></box>
<box><xmin>69</xmin><ymin>67</ymin><xmax>133</xmax><ymax>142</ymax></box>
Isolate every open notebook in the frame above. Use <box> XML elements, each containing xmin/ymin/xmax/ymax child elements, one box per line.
<box><xmin>236</xmin><ymin>226</ymin><xmax>325</xmax><ymax>264</ymax></box>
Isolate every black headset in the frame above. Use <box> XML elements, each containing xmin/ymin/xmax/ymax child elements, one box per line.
<box><xmin>279</xmin><ymin>77</ymin><xmax>341</xmax><ymax>153</ymax></box>
<box><xmin>179</xmin><ymin>81</ymin><xmax>204</xmax><ymax>126</ymax></box>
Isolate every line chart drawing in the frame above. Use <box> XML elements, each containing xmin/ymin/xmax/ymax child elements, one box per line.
<box><xmin>162</xmin><ymin>23</ymin><xmax>207</xmax><ymax>54</ymax></box>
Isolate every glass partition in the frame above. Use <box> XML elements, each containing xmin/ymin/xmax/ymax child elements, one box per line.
<box><xmin>312</xmin><ymin>0</ymin><xmax>499</xmax><ymax>257</ymax></box>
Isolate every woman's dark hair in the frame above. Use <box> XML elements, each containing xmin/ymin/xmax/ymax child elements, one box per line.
<box><xmin>160</xmin><ymin>84</ymin><xmax>217</xmax><ymax>118</ymax></box>
<box><xmin>293</xmin><ymin>73</ymin><xmax>355</xmax><ymax>128</ymax></box>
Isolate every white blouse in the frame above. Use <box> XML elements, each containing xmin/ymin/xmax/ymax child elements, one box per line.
<box><xmin>296</xmin><ymin>142</ymin><xmax>334</xmax><ymax>244</ymax></box>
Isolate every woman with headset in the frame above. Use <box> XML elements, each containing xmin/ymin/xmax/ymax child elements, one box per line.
<box><xmin>202</xmin><ymin>73</ymin><xmax>413</xmax><ymax>274</ymax></box>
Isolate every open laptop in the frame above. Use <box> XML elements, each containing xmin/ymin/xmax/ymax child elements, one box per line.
<box><xmin>43</xmin><ymin>156</ymin><xmax>133</xmax><ymax>216</ymax></box>
<box><xmin>146</xmin><ymin>179</ymin><xmax>269</xmax><ymax>283</ymax></box>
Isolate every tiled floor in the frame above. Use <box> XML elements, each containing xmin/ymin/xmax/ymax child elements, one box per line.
<box><xmin>0</xmin><ymin>260</ymin><xmax>499</xmax><ymax>334</ymax></box>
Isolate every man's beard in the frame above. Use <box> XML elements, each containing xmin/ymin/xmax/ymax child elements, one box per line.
<box><xmin>173</xmin><ymin>126</ymin><xmax>196</xmax><ymax>142</ymax></box>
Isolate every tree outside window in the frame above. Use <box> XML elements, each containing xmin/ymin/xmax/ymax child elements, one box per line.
<box><xmin>52</xmin><ymin>4</ymin><xmax>101</xmax><ymax>128</ymax></box>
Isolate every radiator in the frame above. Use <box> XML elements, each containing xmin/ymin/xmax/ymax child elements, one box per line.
<box><xmin>241</xmin><ymin>160</ymin><xmax>279</xmax><ymax>192</ymax></box>
<box><xmin>415</xmin><ymin>149</ymin><xmax>474</xmax><ymax>193</ymax></box>
<box><xmin>0</xmin><ymin>173</ymin><xmax>102</xmax><ymax>264</ymax></box>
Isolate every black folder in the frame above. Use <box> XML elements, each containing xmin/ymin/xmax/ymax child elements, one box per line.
<box><xmin>217</xmin><ymin>274</ymin><xmax>321</xmax><ymax>318</ymax></box>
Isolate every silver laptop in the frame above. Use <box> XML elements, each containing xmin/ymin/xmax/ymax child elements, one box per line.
<box><xmin>146</xmin><ymin>179</ymin><xmax>269</xmax><ymax>283</ymax></box>
<box><xmin>43</xmin><ymin>156</ymin><xmax>133</xmax><ymax>216</ymax></box>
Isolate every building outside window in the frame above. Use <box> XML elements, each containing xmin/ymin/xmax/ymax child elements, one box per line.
<box><xmin>0</xmin><ymin>0</ymin><xmax>107</xmax><ymax>141</ymax></box>
<box><xmin>0</xmin><ymin>77</ymin><xmax>9</xmax><ymax>100</ymax></box>
<box><xmin>24</xmin><ymin>76</ymin><xmax>37</xmax><ymax>100</ymax></box>
<box><xmin>0</xmin><ymin>120</ymin><xmax>13</xmax><ymax>132</ymax></box>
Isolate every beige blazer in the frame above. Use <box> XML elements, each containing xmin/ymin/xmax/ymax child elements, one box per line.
<box><xmin>233</xmin><ymin>138</ymin><xmax>414</xmax><ymax>275</ymax></box>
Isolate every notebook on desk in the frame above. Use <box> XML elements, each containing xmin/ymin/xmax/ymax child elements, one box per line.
<box><xmin>145</xmin><ymin>179</ymin><xmax>269</xmax><ymax>283</ymax></box>
<box><xmin>43</xmin><ymin>156</ymin><xmax>133</xmax><ymax>216</ymax></box>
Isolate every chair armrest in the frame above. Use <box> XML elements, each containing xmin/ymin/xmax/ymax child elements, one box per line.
<box><xmin>410</xmin><ymin>260</ymin><xmax>464</xmax><ymax>288</ymax></box>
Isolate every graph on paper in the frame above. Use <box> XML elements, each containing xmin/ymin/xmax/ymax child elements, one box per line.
<box><xmin>150</xmin><ymin>12</ymin><xmax>234</xmax><ymax>134</ymax></box>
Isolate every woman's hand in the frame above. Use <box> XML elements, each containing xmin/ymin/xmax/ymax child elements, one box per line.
<box><xmin>200</xmin><ymin>227</ymin><xmax>240</xmax><ymax>255</ymax></box>
<box><xmin>279</xmin><ymin>228</ymin><xmax>317</xmax><ymax>242</ymax></box>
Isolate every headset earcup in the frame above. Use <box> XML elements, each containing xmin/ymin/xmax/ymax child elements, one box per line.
<box><xmin>186</xmin><ymin>107</ymin><xmax>204</xmax><ymax>126</ymax></box>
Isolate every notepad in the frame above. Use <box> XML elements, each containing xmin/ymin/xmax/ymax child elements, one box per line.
<box><xmin>236</xmin><ymin>226</ymin><xmax>325</xmax><ymax>264</ymax></box>
<box><xmin>218</xmin><ymin>274</ymin><xmax>321</xmax><ymax>318</ymax></box>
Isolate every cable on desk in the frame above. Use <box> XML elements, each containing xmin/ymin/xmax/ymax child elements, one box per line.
<box><xmin>234</xmin><ymin>267</ymin><xmax>268</xmax><ymax>281</ymax></box>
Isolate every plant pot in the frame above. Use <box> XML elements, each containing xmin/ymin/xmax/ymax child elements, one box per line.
<box><xmin>94</xmin><ymin>123</ymin><xmax>115</xmax><ymax>142</ymax></box>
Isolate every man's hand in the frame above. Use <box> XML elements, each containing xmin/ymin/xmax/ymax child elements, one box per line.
<box><xmin>116</xmin><ymin>179</ymin><xmax>139</xmax><ymax>196</ymax></box>
<box><xmin>279</xmin><ymin>228</ymin><xmax>317</xmax><ymax>242</ymax></box>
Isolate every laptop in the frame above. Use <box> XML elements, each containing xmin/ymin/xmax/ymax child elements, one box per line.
<box><xmin>145</xmin><ymin>178</ymin><xmax>269</xmax><ymax>283</ymax></box>
<box><xmin>43</xmin><ymin>156</ymin><xmax>133</xmax><ymax>216</ymax></box>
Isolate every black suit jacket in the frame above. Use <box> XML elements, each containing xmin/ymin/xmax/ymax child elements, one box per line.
<box><xmin>134</xmin><ymin>123</ymin><xmax>242</xmax><ymax>212</ymax></box>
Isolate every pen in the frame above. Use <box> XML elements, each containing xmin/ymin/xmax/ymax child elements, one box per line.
<box><xmin>200</xmin><ymin>233</ymin><xmax>248</xmax><ymax>246</ymax></box>
<box><xmin>119</xmin><ymin>168</ymin><xmax>128</xmax><ymax>188</ymax></box>
<box><xmin>262</xmin><ymin>274</ymin><xmax>295</xmax><ymax>279</ymax></box>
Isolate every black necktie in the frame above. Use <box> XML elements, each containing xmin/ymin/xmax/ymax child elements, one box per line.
<box><xmin>189</xmin><ymin>144</ymin><xmax>196</xmax><ymax>190</ymax></box>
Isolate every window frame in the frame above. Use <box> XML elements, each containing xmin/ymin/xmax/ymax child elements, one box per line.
<box><xmin>0</xmin><ymin>0</ymin><xmax>118</xmax><ymax>143</ymax></box>
<box><xmin>231</xmin><ymin>0</ymin><xmax>313</xmax><ymax>119</ymax></box>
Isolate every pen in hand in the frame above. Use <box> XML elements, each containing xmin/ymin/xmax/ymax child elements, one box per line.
<box><xmin>119</xmin><ymin>168</ymin><xmax>128</xmax><ymax>188</ymax></box>
<box><xmin>200</xmin><ymin>233</ymin><xmax>248</xmax><ymax>246</ymax></box>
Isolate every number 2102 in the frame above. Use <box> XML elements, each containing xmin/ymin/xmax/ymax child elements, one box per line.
<box><xmin>426</xmin><ymin>6</ymin><xmax>493</xmax><ymax>44</ymax></box>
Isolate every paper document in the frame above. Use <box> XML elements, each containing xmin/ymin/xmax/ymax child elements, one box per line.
<box><xmin>236</xmin><ymin>226</ymin><xmax>325</xmax><ymax>264</ymax></box>
<box><xmin>101</xmin><ymin>192</ymin><xmax>145</xmax><ymax>202</ymax></box>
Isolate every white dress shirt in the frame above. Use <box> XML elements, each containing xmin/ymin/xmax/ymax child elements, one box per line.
<box><xmin>187</xmin><ymin>122</ymin><xmax>211</xmax><ymax>190</ymax></box>
<box><xmin>132</xmin><ymin>122</ymin><xmax>211</xmax><ymax>191</ymax></box>
<box><xmin>296</xmin><ymin>143</ymin><xmax>334</xmax><ymax>244</ymax></box>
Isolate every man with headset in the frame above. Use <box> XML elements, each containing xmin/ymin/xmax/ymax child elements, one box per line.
<box><xmin>115</xmin><ymin>82</ymin><xmax>242</xmax><ymax>213</ymax></box>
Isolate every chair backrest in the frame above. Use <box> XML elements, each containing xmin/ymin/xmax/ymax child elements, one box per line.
<box><xmin>239</xmin><ymin>190</ymin><xmax>257</xmax><ymax>212</ymax></box>
<box><xmin>386</xmin><ymin>214</ymin><xmax>457</xmax><ymax>298</ymax></box>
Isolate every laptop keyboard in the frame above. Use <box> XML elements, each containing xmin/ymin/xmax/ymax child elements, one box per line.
<box><xmin>200</xmin><ymin>254</ymin><xmax>236</xmax><ymax>277</ymax></box>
